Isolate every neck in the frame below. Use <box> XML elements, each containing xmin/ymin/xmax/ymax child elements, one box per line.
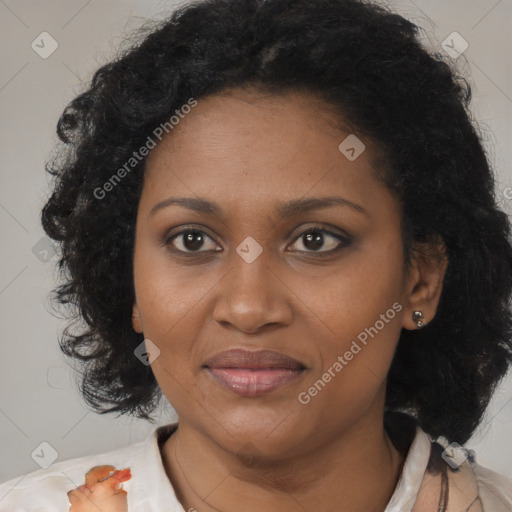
<box><xmin>161</xmin><ymin>410</ymin><xmax>408</xmax><ymax>512</ymax></box>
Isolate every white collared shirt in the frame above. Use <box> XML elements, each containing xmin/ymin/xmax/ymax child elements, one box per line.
<box><xmin>1</xmin><ymin>423</ymin><xmax>511</xmax><ymax>511</ymax></box>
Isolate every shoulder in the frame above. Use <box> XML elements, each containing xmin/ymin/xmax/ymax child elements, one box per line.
<box><xmin>0</xmin><ymin>430</ymin><xmax>154</xmax><ymax>512</ymax></box>
<box><xmin>399</xmin><ymin>425</ymin><xmax>512</xmax><ymax>512</ymax></box>
<box><xmin>472</xmin><ymin>462</ymin><xmax>512</xmax><ymax>511</ymax></box>
<box><xmin>424</xmin><ymin>440</ymin><xmax>512</xmax><ymax>512</ymax></box>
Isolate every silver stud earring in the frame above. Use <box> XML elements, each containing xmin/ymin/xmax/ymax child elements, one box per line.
<box><xmin>412</xmin><ymin>310</ymin><xmax>426</xmax><ymax>328</ymax></box>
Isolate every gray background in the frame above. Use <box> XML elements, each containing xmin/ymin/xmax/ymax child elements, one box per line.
<box><xmin>1</xmin><ymin>0</ymin><xmax>511</xmax><ymax>484</ymax></box>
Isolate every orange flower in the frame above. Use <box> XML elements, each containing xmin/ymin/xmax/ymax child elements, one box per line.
<box><xmin>68</xmin><ymin>465</ymin><xmax>131</xmax><ymax>512</ymax></box>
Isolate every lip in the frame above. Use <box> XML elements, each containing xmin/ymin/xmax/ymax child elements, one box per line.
<box><xmin>203</xmin><ymin>349</ymin><xmax>306</xmax><ymax>397</ymax></box>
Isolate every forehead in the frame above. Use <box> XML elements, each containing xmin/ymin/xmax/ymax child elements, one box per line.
<box><xmin>140</xmin><ymin>88</ymin><xmax>392</xmax><ymax>219</ymax></box>
<box><xmin>147</xmin><ymin>88</ymin><xmax>349</xmax><ymax>161</ymax></box>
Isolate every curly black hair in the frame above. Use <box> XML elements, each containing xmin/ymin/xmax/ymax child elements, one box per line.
<box><xmin>41</xmin><ymin>0</ymin><xmax>512</xmax><ymax>444</ymax></box>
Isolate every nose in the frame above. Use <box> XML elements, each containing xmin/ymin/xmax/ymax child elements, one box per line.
<box><xmin>212</xmin><ymin>249</ymin><xmax>293</xmax><ymax>334</ymax></box>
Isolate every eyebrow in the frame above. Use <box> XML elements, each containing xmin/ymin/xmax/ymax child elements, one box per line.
<box><xmin>148</xmin><ymin>195</ymin><xmax>369</xmax><ymax>219</ymax></box>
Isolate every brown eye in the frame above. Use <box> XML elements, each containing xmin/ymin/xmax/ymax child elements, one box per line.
<box><xmin>288</xmin><ymin>226</ymin><xmax>351</xmax><ymax>253</ymax></box>
<box><xmin>166</xmin><ymin>229</ymin><xmax>221</xmax><ymax>253</ymax></box>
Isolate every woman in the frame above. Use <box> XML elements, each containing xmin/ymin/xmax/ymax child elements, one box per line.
<box><xmin>1</xmin><ymin>0</ymin><xmax>511</xmax><ymax>510</ymax></box>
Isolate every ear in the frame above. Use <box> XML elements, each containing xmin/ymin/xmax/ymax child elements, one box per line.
<box><xmin>132</xmin><ymin>302</ymin><xmax>143</xmax><ymax>333</ymax></box>
<box><xmin>402</xmin><ymin>237</ymin><xmax>448</xmax><ymax>331</ymax></box>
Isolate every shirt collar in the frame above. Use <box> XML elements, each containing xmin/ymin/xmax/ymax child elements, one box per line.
<box><xmin>384</xmin><ymin>426</ymin><xmax>433</xmax><ymax>511</ymax></box>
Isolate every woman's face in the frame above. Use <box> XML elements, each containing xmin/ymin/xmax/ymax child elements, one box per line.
<box><xmin>132</xmin><ymin>88</ymin><xmax>434</xmax><ymax>458</ymax></box>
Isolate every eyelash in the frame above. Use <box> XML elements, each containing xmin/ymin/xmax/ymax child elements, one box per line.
<box><xmin>164</xmin><ymin>224</ymin><xmax>352</xmax><ymax>256</ymax></box>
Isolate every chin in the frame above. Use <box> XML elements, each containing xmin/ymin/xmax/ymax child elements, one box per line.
<box><xmin>197</xmin><ymin>403</ymin><xmax>314</xmax><ymax>458</ymax></box>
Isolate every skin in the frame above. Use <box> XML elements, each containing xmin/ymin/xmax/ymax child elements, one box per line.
<box><xmin>131</xmin><ymin>88</ymin><xmax>447</xmax><ymax>512</ymax></box>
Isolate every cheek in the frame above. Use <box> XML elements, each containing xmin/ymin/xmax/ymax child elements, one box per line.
<box><xmin>133</xmin><ymin>237</ymin><xmax>210</xmax><ymax>329</ymax></box>
<box><xmin>294</xmin><ymin>236</ymin><xmax>405</xmax><ymax>402</ymax></box>
<box><xmin>136</xmin><ymin>280</ymin><xmax>209</xmax><ymax>411</ymax></box>
<box><xmin>132</xmin><ymin>243</ymin><xmax>206</xmax><ymax>377</ymax></box>
<box><xmin>300</xmin><ymin>233</ymin><xmax>405</xmax><ymax>341</ymax></box>
<box><xmin>295</xmin><ymin>288</ymin><xmax>403</xmax><ymax>429</ymax></box>
<box><xmin>134</xmin><ymin>284</ymin><xmax>207</xmax><ymax>370</ymax></box>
